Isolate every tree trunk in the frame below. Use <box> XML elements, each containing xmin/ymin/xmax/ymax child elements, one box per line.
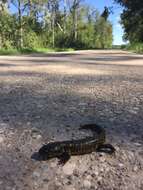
<box><xmin>18</xmin><ymin>0</ymin><xmax>23</xmax><ymax>49</ymax></box>
<box><xmin>71</xmin><ymin>0</ymin><xmax>79</xmax><ymax>41</ymax></box>
<box><xmin>28</xmin><ymin>0</ymin><xmax>32</xmax><ymax>17</ymax></box>
<box><xmin>74</xmin><ymin>8</ymin><xmax>78</xmax><ymax>40</ymax></box>
<box><xmin>52</xmin><ymin>5</ymin><xmax>55</xmax><ymax>48</ymax></box>
<box><xmin>63</xmin><ymin>0</ymin><xmax>67</xmax><ymax>33</ymax></box>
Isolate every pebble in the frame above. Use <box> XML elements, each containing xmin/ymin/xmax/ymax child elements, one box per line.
<box><xmin>99</xmin><ymin>156</ymin><xmax>106</xmax><ymax>162</ymax></box>
<box><xmin>51</xmin><ymin>161</ymin><xmax>57</xmax><ymax>168</ymax></box>
<box><xmin>97</xmin><ymin>176</ymin><xmax>102</xmax><ymax>182</ymax></box>
<box><xmin>0</xmin><ymin>129</ymin><xmax>4</xmax><ymax>134</ymax></box>
<box><xmin>83</xmin><ymin>180</ymin><xmax>91</xmax><ymax>189</ymax></box>
<box><xmin>134</xmin><ymin>143</ymin><xmax>142</xmax><ymax>147</ymax></box>
<box><xmin>118</xmin><ymin>163</ymin><xmax>124</xmax><ymax>168</ymax></box>
<box><xmin>36</xmin><ymin>135</ymin><xmax>42</xmax><ymax>140</ymax></box>
<box><xmin>86</xmin><ymin>175</ymin><xmax>92</xmax><ymax>180</ymax></box>
<box><xmin>0</xmin><ymin>136</ymin><xmax>4</xmax><ymax>143</ymax></box>
<box><xmin>0</xmin><ymin>181</ymin><xmax>3</xmax><ymax>185</ymax></box>
<box><xmin>133</xmin><ymin>166</ymin><xmax>138</xmax><ymax>172</ymax></box>
<box><xmin>128</xmin><ymin>110</ymin><xmax>137</xmax><ymax>114</ymax></box>
<box><xmin>94</xmin><ymin>171</ymin><xmax>99</xmax><ymax>176</ymax></box>
<box><xmin>7</xmin><ymin>144</ymin><xmax>11</xmax><ymax>148</ymax></box>
<box><xmin>55</xmin><ymin>181</ymin><xmax>62</xmax><ymax>187</ymax></box>
<box><xmin>100</xmin><ymin>167</ymin><xmax>104</xmax><ymax>172</ymax></box>
<box><xmin>32</xmin><ymin>171</ymin><xmax>41</xmax><ymax>178</ymax></box>
<box><xmin>78</xmin><ymin>103</ymin><xmax>87</xmax><ymax>106</ymax></box>
<box><xmin>40</xmin><ymin>163</ymin><xmax>48</xmax><ymax>170</ymax></box>
<box><xmin>63</xmin><ymin>163</ymin><xmax>76</xmax><ymax>175</ymax></box>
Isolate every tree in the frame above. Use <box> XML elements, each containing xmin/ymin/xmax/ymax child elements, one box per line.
<box><xmin>0</xmin><ymin>0</ymin><xmax>113</xmax><ymax>50</ymax></box>
<box><xmin>70</xmin><ymin>0</ymin><xmax>82</xmax><ymax>41</ymax></box>
<box><xmin>101</xmin><ymin>6</ymin><xmax>110</xmax><ymax>21</ymax></box>
<box><xmin>114</xmin><ymin>0</ymin><xmax>143</xmax><ymax>43</ymax></box>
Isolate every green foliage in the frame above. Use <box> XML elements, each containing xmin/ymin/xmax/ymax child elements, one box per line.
<box><xmin>0</xmin><ymin>48</ymin><xmax>18</xmax><ymax>55</ymax></box>
<box><xmin>0</xmin><ymin>1</ymin><xmax>113</xmax><ymax>52</ymax></box>
<box><xmin>23</xmin><ymin>31</ymin><xmax>43</xmax><ymax>49</ymax></box>
<box><xmin>94</xmin><ymin>17</ymin><xmax>113</xmax><ymax>49</ymax></box>
<box><xmin>0</xmin><ymin>11</ymin><xmax>16</xmax><ymax>48</ymax></box>
<box><xmin>0</xmin><ymin>47</ymin><xmax>75</xmax><ymax>55</ymax></box>
<box><xmin>114</xmin><ymin>0</ymin><xmax>143</xmax><ymax>43</ymax></box>
<box><xmin>126</xmin><ymin>43</ymin><xmax>143</xmax><ymax>54</ymax></box>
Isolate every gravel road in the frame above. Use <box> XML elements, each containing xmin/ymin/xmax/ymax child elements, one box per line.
<box><xmin>0</xmin><ymin>50</ymin><xmax>143</xmax><ymax>190</ymax></box>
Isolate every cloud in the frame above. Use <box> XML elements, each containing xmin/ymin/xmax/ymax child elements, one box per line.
<box><xmin>116</xmin><ymin>16</ymin><xmax>121</xmax><ymax>21</ymax></box>
<box><xmin>115</xmin><ymin>23</ymin><xmax>122</xmax><ymax>29</ymax></box>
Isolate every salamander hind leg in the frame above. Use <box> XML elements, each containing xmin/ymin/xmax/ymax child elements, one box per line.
<box><xmin>58</xmin><ymin>152</ymin><xmax>71</xmax><ymax>165</ymax></box>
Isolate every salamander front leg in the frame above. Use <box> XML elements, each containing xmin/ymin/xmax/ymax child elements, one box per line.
<box><xmin>58</xmin><ymin>152</ymin><xmax>71</xmax><ymax>165</ymax></box>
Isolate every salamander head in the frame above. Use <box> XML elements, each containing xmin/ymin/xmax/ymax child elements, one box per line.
<box><xmin>39</xmin><ymin>143</ymin><xmax>62</xmax><ymax>160</ymax></box>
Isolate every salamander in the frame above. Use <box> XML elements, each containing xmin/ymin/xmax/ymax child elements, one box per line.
<box><xmin>38</xmin><ymin>124</ymin><xmax>115</xmax><ymax>164</ymax></box>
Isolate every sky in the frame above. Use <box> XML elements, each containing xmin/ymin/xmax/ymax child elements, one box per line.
<box><xmin>85</xmin><ymin>0</ymin><xmax>125</xmax><ymax>45</ymax></box>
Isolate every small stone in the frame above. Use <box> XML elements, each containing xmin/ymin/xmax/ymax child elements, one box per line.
<box><xmin>100</xmin><ymin>167</ymin><xmax>104</xmax><ymax>172</ymax></box>
<box><xmin>0</xmin><ymin>136</ymin><xmax>4</xmax><ymax>143</ymax></box>
<box><xmin>115</xmin><ymin>146</ymin><xmax>120</xmax><ymax>151</ymax></box>
<box><xmin>94</xmin><ymin>171</ymin><xmax>99</xmax><ymax>176</ymax></box>
<box><xmin>40</xmin><ymin>163</ymin><xmax>49</xmax><ymax>170</ymax></box>
<box><xmin>35</xmin><ymin>116</ymin><xmax>41</xmax><ymax>119</ymax></box>
<box><xmin>31</xmin><ymin>128</ymin><xmax>41</xmax><ymax>139</ymax></box>
<box><xmin>129</xmin><ymin>110</ymin><xmax>137</xmax><ymax>114</ymax></box>
<box><xmin>51</xmin><ymin>161</ymin><xmax>57</xmax><ymax>168</ymax></box>
<box><xmin>86</xmin><ymin>175</ymin><xmax>92</xmax><ymax>180</ymax></box>
<box><xmin>109</xmin><ymin>118</ymin><xmax>115</xmax><ymax>122</ymax></box>
<box><xmin>78</xmin><ymin>103</ymin><xmax>87</xmax><ymax>106</ymax></box>
<box><xmin>133</xmin><ymin>166</ymin><xmax>138</xmax><ymax>172</ymax></box>
<box><xmin>83</xmin><ymin>180</ymin><xmax>91</xmax><ymax>189</ymax></box>
<box><xmin>0</xmin><ymin>129</ymin><xmax>4</xmax><ymax>134</ymax></box>
<box><xmin>73</xmin><ymin>169</ymin><xmax>79</xmax><ymax>177</ymax></box>
<box><xmin>36</xmin><ymin>135</ymin><xmax>42</xmax><ymax>139</ymax></box>
<box><xmin>27</xmin><ymin>122</ymin><xmax>31</xmax><ymax>126</ymax></box>
<box><xmin>97</xmin><ymin>176</ymin><xmax>102</xmax><ymax>182</ymax></box>
<box><xmin>32</xmin><ymin>171</ymin><xmax>41</xmax><ymax>178</ymax></box>
<box><xmin>55</xmin><ymin>181</ymin><xmax>62</xmax><ymax>186</ymax></box>
<box><xmin>13</xmin><ymin>159</ymin><xmax>18</xmax><ymax>162</ymax></box>
<box><xmin>118</xmin><ymin>163</ymin><xmax>124</xmax><ymax>168</ymax></box>
<box><xmin>63</xmin><ymin>163</ymin><xmax>76</xmax><ymax>175</ymax></box>
<box><xmin>134</xmin><ymin>142</ymin><xmax>142</xmax><ymax>147</ymax></box>
<box><xmin>99</xmin><ymin>156</ymin><xmax>106</xmax><ymax>162</ymax></box>
<box><xmin>0</xmin><ymin>181</ymin><xmax>3</xmax><ymax>185</ymax></box>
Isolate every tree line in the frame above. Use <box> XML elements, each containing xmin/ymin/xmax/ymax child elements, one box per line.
<box><xmin>0</xmin><ymin>0</ymin><xmax>113</xmax><ymax>50</ymax></box>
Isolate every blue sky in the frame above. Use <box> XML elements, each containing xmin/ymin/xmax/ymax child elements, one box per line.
<box><xmin>85</xmin><ymin>0</ymin><xmax>124</xmax><ymax>45</ymax></box>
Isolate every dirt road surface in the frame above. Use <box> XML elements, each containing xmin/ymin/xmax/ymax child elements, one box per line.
<box><xmin>0</xmin><ymin>50</ymin><xmax>143</xmax><ymax>190</ymax></box>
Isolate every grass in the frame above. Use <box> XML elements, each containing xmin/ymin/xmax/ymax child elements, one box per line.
<box><xmin>0</xmin><ymin>47</ymin><xmax>75</xmax><ymax>55</ymax></box>
<box><xmin>125</xmin><ymin>43</ymin><xmax>143</xmax><ymax>54</ymax></box>
<box><xmin>0</xmin><ymin>49</ymin><xmax>19</xmax><ymax>55</ymax></box>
